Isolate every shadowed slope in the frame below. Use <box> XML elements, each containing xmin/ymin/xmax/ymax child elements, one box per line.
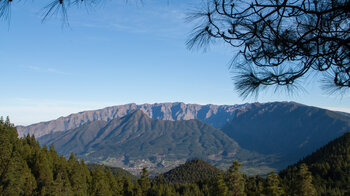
<box><xmin>280</xmin><ymin>132</ymin><xmax>350</xmax><ymax>195</ymax></box>
<box><xmin>222</xmin><ymin>102</ymin><xmax>350</xmax><ymax>167</ymax></box>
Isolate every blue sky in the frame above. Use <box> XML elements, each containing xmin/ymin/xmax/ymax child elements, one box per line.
<box><xmin>0</xmin><ymin>0</ymin><xmax>349</xmax><ymax>125</ymax></box>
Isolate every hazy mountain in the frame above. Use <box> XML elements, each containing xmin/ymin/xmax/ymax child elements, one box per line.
<box><xmin>38</xmin><ymin>110</ymin><xmax>275</xmax><ymax>176</ymax></box>
<box><xmin>221</xmin><ymin>102</ymin><xmax>350</xmax><ymax>167</ymax></box>
<box><xmin>17</xmin><ymin>102</ymin><xmax>249</xmax><ymax>137</ymax></box>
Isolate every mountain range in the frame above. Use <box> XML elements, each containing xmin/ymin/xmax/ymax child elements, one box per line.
<box><xmin>17</xmin><ymin>102</ymin><xmax>251</xmax><ymax>137</ymax></box>
<box><xmin>38</xmin><ymin>110</ymin><xmax>274</xmax><ymax>175</ymax></box>
<box><xmin>28</xmin><ymin>101</ymin><xmax>350</xmax><ymax>175</ymax></box>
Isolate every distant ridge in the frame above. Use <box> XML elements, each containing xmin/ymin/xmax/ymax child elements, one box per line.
<box><xmin>17</xmin><ymin>102</ymin><xmax>255</xmax><ymax>137</ymax></box>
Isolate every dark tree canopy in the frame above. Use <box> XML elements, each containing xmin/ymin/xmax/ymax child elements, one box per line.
<box><xmin>187</xmin><ymin>0</ymin><xmax>350</xmax><ymax>97</ymax></box>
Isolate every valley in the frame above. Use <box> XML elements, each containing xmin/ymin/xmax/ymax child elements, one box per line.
<box><xmin>28</xmin><ymin>101</ymin><xmax>350</xmax><ymax>176</ymax></box>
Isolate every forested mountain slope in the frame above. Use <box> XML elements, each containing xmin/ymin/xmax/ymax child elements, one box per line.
<box><xmin>280</xmin><ymin>132</ymin><xmax>350</xmax><ymax>195</ymax></box>
<box><xmin>222</xmin><ymin>102</ymin><xmax>350</xmax><ymax>167</ymax></box>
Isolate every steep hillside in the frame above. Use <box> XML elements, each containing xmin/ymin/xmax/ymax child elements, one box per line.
<box><xmin>38</xmin><ymin>120</ymin><xmax>108</xmax><ymax>155</ymax></box>
<box><xmin>17</xmin><ymin>102</ymin><xmax>249</xmax><ymax>137</ymax></box>
<box><xmin>221</xmin><ymin>102</ymin><xmax>350</xmax><ymax>167</ymax></box>
<box><xmin>38</xmin><ymin>110</ymin><xmax>274</xmax><ymax>175</ymax></box>
<box><xmin>280</xmin><ymin>132</ymin><xmax>350</xmax><ymax>195</ymax></box>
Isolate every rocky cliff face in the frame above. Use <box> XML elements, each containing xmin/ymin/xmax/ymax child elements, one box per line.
<box><xmin>17</xmin><ymin>102</ymin><xmax>253</xmax><ymax>137</ymax></box>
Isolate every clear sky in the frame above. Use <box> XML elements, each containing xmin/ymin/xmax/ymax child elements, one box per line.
<box><xmin>0</xmin><ymin>0</ymin><xmax>349</xmax><ymax>126</ymax></box>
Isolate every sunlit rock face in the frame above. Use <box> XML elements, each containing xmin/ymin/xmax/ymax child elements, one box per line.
<box><xmin>16</xmin><ymin>102</ymin><xmax>253</xmax><ymax>137</ymax></box>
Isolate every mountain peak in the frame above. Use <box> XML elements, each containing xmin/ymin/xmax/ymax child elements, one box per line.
<box><xmin>123</xmin><ymin>109</ymin><xmax>150</xmax><ymax>120</ymax></box>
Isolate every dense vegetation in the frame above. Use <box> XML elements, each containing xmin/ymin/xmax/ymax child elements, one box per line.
<box><xmin>1</xmin><ymin>117</ymin><xmax>349</xmax><ymax>195</ymax></box>
<box><xmin>154</xmin><ymin>159</ymin><xmax>222</xmax><ymax>184</ymax></box>
<box><xmin>280</xmin><ymin>132</ymin><xmax>350</xmax><ymax>195</ymax></box>
<box><xmin>86</xmin><ymin>164</ymin><xmax>137</xmax><ymax>182</ymax></box>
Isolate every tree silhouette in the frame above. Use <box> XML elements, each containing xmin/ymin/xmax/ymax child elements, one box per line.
<box><xmin>187</xmin><ymin>0</ymin><xmax>350</xmax><ymax>97</ymax></box>
<box><xmin>0</xmin><ymin>0</ymin><xmax>128</xmax><ymax>24</ymax></box>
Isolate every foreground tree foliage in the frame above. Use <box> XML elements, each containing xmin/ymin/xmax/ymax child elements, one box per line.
<box><xmin>188</xmin><ymin>0</ymin><xmax>350</xmax><ymax>97</ymax></box>
<box><xmin>0</xmin><ymin>117</ymin><xmax>349</xmax><ymax>195</ymax></box>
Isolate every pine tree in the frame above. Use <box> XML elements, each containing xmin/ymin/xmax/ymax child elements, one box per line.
<box><xmin>133</xmin><ymin>183</ymin><xmax>142</xmax><ymax>196</ymax></box>
<box><xmin>295</xmin><ymin>164</ymin><xmax>316</xmax><ymax>196</ymax></box>
<box><xmin>212</xmin><ymin>173</ymin><xmax>228</xmax><ymax>196</ymax></box>
<box><xmin>122</xmin><ymin>176</ymin><xmax>134</xmax><ymax>196</ymax></box>
<box><xmin>0</xmin><ymin>120</ymin><xmax>30</xmax><ymax>195</ymax></box>
<box><xmin>164</xmin><ymin>184</ymin><xmax>178</xmax><ymax>196</ymax></box>
<box><xmin>90</xmin><ymin>166</ymin><xmax>112</xmax><ymax>196</ymax></box>
<box><xmin>5</xmin><ymin>116</ymin><xmax>12</xmax><ymax>127</ymax></box>
<box><xmin>52</xmin><ymin>169</ymin><xmax>72</xmax><ymax>195</ymax></box>
<box><xmin>22</xmin><ymin>162</ymin><xmax>37</xmax><ymax>195</ymax></box>
<box><xmin>265</xmin><ymin>171</ymin><xmax>284</xmax><ymax>196</ymax></box>
<box><xmin>33</xmin><ymin>150</ymin><xmax>55</xmax><ymax>195</ymax></box>
<box><xmin>106</xmin><ymin>169</ymin><xmax>122</xmax><ymax>196</ymax></box>
<box><xmin>245</xmin><ymin>176</ymin><xmax>265</xmax><ymax>196</ymax></box>
<box><xmin>138</xmin><ymin>167</ymin><xmax>151</xmax><ymax>195</ymax></box>
<box><xmin>226</xmin><ymin>160</ymin><xmax>246</xmax><ymax>196</ymax></box>
<box><xmin>67</xmin><ymin>154</ymin><xmax>89</xmax><ymax>195</ymax></box>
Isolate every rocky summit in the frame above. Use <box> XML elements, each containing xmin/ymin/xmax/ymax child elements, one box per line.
<box><xmin>17</xmin><ymin>102</ymin><xmax>250</xmax><ymax>138</ymax></box>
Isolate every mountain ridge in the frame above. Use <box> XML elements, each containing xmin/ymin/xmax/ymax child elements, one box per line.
<box><xmin>38</xmin><ymin>109</ymin><xmax>275</xmax><ymax>176</ymax></box>
<box><xmin>17</xmin><ymin>101</ymin><xmax>299</xmax><ymax>137</ymax></box>
<box><xmin>39</xmin><ymin>102</ymin><xmax>350</xmax><ymax>174</ymax></box>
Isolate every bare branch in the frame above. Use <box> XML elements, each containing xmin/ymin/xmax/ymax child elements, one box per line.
<box><xmin>187</xmin><ymin>0</ymin><xmax>350</xmax><ymax>97</ymax></box>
